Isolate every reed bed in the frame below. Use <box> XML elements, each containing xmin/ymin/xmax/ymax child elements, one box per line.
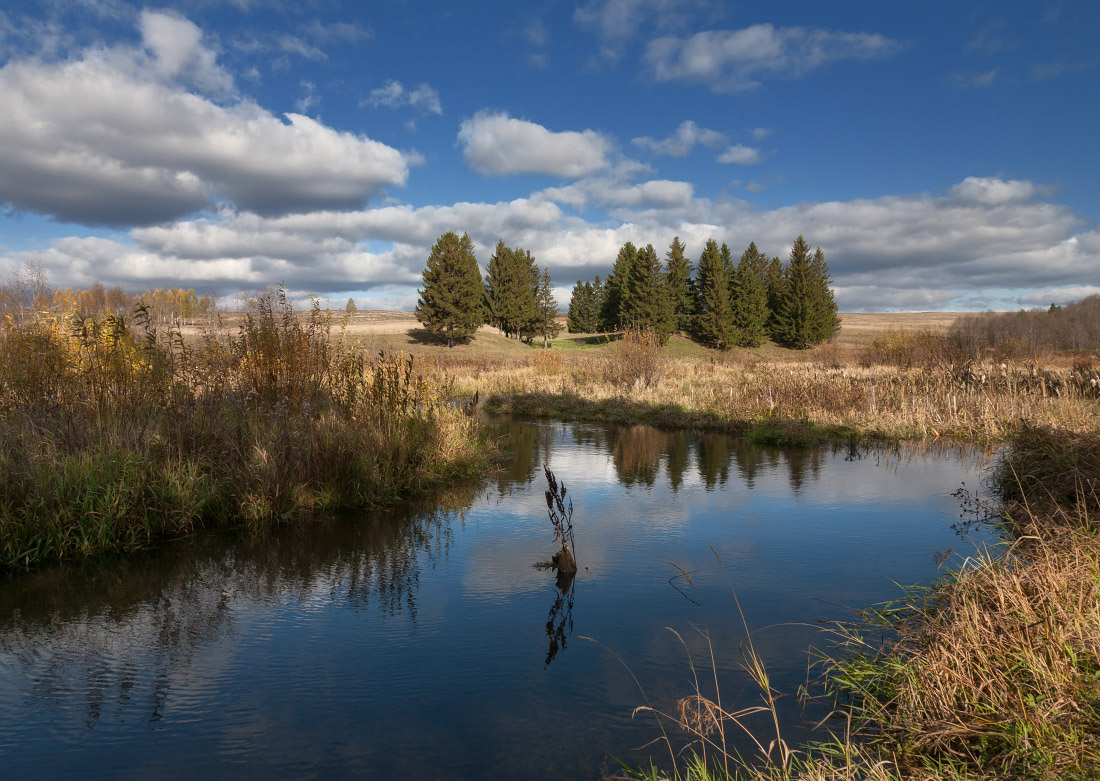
<box><xmin>475</xmin><ymin>346</ymin><xmax>1098</xmax><ymax>443</ymax></box>
<box><xmin>0</xmin><ymin>291</ymin><xmax>489</xmax><ymax>570</ymax></box>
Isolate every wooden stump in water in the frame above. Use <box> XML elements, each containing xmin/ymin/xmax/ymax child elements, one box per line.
<box><xmin>553</xmin><ymin>544</ymin><xmax>577</xmax><ymax>576</ymax></box>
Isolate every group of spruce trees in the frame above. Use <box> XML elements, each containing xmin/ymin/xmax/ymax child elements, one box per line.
<box><xmin>567</xmin><ymin>235</ymin><xmax>839</xmax><ymax>349</ymax></box>
<box><xmin>415</xmin><ymin>232</ymin><xmax>561</xmax><ymax>346</ymax></box>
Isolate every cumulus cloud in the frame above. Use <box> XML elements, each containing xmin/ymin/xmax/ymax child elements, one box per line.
<box><xmin>948</xmin><ymin>176</ymin><xmax>1036</xmax><ymax>204</ymax></box>
<box><xmin>645</xmin><ymin>23</ymin><xmax>900</xmax><ymax>91</ymax></box>
<box><xmin>365</xmin><ymin>79</ymin><xmax>443</xmax><ymax>115</ymax></box>
<box><xmin>6</xmin><ymin>177</ymin><xmax>1099</xmax><ymax>312</ymax></box>
<box><xmin>632</xmin><ymin>120</ymin><xmax>726</xmax><ymax>156</ymax></box>
<box><xmin>0</xmin><ymin>18</ymin><xmax>411</xmax><ymax>226</ymax></box>
<box><xmin>717</xmin><ymin>144</ymin><xmax>761</xmax><ymax>164</ymax></box>
<box><xmin>458</xmin><ymin>111</ymin><xmax>612</xmax><ymax>178</ymax></box>
<box><xmin>139</xmin><ymin>10</ymin><xmax>234</xmax><ymax>95</ymax></box>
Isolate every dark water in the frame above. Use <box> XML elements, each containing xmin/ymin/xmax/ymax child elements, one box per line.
<box><xmin>0</xmin><ymin>419</ymin><xmax>999</xmax><ymax>779</ymax></box>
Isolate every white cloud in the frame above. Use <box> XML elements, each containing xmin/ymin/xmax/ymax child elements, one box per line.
<box><xmin>458</xmin><ymin>111</ymin><xmax>612</xmax><ymax>178</ymax></box>
<box><xmin>717</xmin><ymin>144</ymin><xmax>760</xmax><ymax>164</ymax></box>
<box><xmin>948</xmin><ymin>177</ymin><xmax>1036</xmax><ymax>205</ymax></box>
<box><xmin>645</xmin><ymin>24</ymin><xmax>900</xmax><ymax>91</ymax></box>
<box><xmin>139</xmin><ymin>10</ymin><xmax>234</xmax><ymax>95</ymax></box>
<box><xmin>632</xmin><ymin>120</ymin><xmax>726</xmax><ymax>156</ymax></box>
<box><xmin>365</xmin><ymin>79</ymin><xmax>443</xmax><ymax>115</ymax></box>
<box><xmin>0</xmin><ymin>21</ymin><xmax>411</xmax><ymax>226</ymax></box>
<box><xmin>7</xmin><ymin>177</ymin><xmax>1099</xmax><ymax>312</ymax></box>
<box><xmin>574</xmin><ymin>0</ymin><xmax>714</xmax><ymax>61</ymax></box>
<box><xmin>749</xmin><ymin>127</ymin><xmax>772</xmax><ymax>141</ymax></box>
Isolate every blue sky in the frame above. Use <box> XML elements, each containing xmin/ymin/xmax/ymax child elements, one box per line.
<box><xmin>0</xmin><ymin>0</ymin><xmax>1097</xmax><ymax>311</ymax></box>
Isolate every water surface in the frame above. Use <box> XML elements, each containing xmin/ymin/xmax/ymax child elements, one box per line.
<box><xmin>0</xmin><ymin>419</ymin><xmax>999</xmax><ymax>778</ymax></box>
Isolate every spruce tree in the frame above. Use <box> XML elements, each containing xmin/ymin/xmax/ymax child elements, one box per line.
<box><xmin>808</xmin><ymin>247</ymin><xmax>841</xmax><ymax>341</ymax></box>
<box><xmin>345</xmin><ymin>297</ymin><xmax>357</xmax><ymax>312</ymax></box>
<box><xmin>664</xmin><ymin>237</ymin><xmax>692</xmax><ymax>333</ymax></box>
<box><xmin>731</xmin><ymin>245</ymin><xmax>770</xmax><ymax>347</ymax></box>
<box><xmin>591</xmin><ymin>275</ymin><xmax>606</xmax><ymax>332</ymax></box>
<box><xmin>624</xmin><ymin>243</ymin><xmax>673</xmax><ymax>341</ymax></box>
<box><xmin>509</xmin><ymin>248</ymin><xmax>539</xmax><ymax>342</ymax></box>
<box><xmin>772</xmin><ymin>236</ymin><xmax>839</xmax><ymax>349</ymax></box>
<box><xmin>415</xmin><ymin>231</ymin><xmax>484</xmax><ymax>344</ymax></box>
<box><xmin>533</xmin><ymin>267</ymin><xmax>562</xmax><ymax>347</ymax></box>
<box><xmin>600</xmin><ymin>242</ymin><xmax>637</xmax><ymax>331</ymax></box>
<box><xmin>763</xmin><ymin>256</ymin><xmax>783</xmax><ymax>338</ymax></box>
<box><xmin>693</xmin><ymin>239</ymin><xmax>736</xmax><ymax>350</ymax></box>
<box><xmin>567</xmin><ymin>280</ymin><xmax>589</xmax><ymax>333</ymax></box>
<box><xmin>484</xmin><ymin>240</ymin><xmax>512</xmax><ymax>332</ymax></box>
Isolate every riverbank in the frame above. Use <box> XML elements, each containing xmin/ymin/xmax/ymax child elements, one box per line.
<box><xmin>0</xmin><ymin>297</ymin><xmax>491</xmax><ymax>570</ymax></box>
<box><xmin>611</xmin><ymin>427</ymin><xmax>1100</xmax><ymax>781</ymax></box>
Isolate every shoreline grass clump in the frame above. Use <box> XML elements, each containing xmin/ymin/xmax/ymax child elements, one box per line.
<box><xmin>0</xmin><ymin>287</ymin><xmax>490</xmax><ymax>570</ymax></box>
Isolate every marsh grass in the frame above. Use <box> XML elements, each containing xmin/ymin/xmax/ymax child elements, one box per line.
<box><xmin>611</xmin><ymin>429</ymin><xmax>1100</xmax><ymax>781</ymax></box>
<box><xmin>0</xmin><ymin>289</ymin><xmax>489</xmax><ymax>569</ymax></box>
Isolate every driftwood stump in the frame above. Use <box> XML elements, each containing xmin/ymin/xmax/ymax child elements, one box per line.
<box><xmin>552</xmin><ymin>544</ymin><xmax>577</xmax><ymax>576</ymax></box>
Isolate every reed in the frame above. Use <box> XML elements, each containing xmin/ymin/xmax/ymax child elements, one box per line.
<box><xmin>0</xmin><ymin>290</ymin><xmax>490</xmax><ymax>570</ymax></box>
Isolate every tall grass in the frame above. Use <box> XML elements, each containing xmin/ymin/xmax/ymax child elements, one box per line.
<box><xmin>618</xmin><ymin>429</ymin><xmax>1100</xmax><ymax>781</ymax></box>
<box><xmin>0</xmin><ymin>288</ymin><xmax>488</xmax><ymax>570</ymax></box>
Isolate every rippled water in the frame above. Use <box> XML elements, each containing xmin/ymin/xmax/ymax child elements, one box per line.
<box><xmin>0</xmin><ymin>419</ymin><xmax>999</xmax><ymax>778</ymax></box>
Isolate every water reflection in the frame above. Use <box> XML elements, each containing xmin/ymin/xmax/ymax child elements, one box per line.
<box><xmin>544</xmin><ymin>577</ymin><xmax>575</xmax><ymax>666</ymax></box>
<box><xmin>0</xmin><ymin>485</ymin><xmax>478</xmax><ymax>730</ymax></box>
<box><xmin>0</xmin><ymin>418</ymin><xmax>998</xmax><ymax>779</ymax></box>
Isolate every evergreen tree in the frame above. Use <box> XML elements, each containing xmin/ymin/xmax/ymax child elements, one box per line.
<box><xmin>664</xmin><ymin>237</ymin><xmax>693</xmax><ymax>333</ymax></box>
<box><xmin>772</xmin><ymin>236</ymin><xmax>839</xmax><ymax>348</ymax></box>
<box><xmin>484</xmin><ymin>240</ymin><xmax>512</xmax><ymax>332</ymax></box>
<box><xmin>600</xmin><ymin>242</ymin><xmax>637</xmax><ymax>331</ymax></box>
<box><xmin>763</xmin><ymin>256</ymin><xmax>783</xmax><ymax>337</ymax></box>
<box><xmin>591</xmin><ymin>275</ymin><xmax>606</xmax><ymax>331</ymax></box>
<box><xmin>567</xmin><ymin>279</ymin><xmax>601</xmax><ymax>333</ymax></box>
<box><xmin>415</xmin><ymin>231</ymin><xmax>484</xmax><ymax>344</ymax></box>
<box><xmin>730</xmin><ymin>245</ymin><xmax>770</xmax><ymax>347</ymax></box>
<box><xmin>486</xmin><ymin>241</ymin><xmax>538</xmax><ymax>340</ymax></box>
<box><xmin>693</xmin><ymin>239</ymin><xmax>736</xmax><ymax>350</ymax></box>
<box><xmin>567</xmin><ymin>280</ymin><xmax>588</xmax><ymax>333</ymax></box>
<box><xmin>346</xmin><ymin>297</ymin><xmax>357</xmax><ymax>312</ymax></box>
<box><xmin>533</xmin><ymin>267</ymin><xmax>562</xmax><ymax>347</ymax></box>
<box><xmin>809</xmin><ymin>247</ymin><xmax>841</xmax><ymax>341</ymax></box>
<box><xmin>624</xmin><ymin>243</ymin><xmax>673</xmax><ymax>341</ymax></box>
<box><xmin>509</xmin><ymin>248</ymin><xmax>539</xmax><ymax>342</ymax></box>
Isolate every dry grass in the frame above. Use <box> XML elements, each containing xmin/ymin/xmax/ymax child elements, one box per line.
<box><xmin>0</xmin><ymin>293</ymin><xmax>490</xmax><ymax>569</ymax></box>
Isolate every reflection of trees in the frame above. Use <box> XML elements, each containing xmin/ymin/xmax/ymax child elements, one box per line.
<box><xmin>489</xmin><ymin>420</ymin><xmax>542</xmax><ymax>495</ymax></box>
<box><xmin>664</xmin><ymin>430</ymin><xmax>690</xmax><ymax>491</ymax></box>
<box><xmin>0</xmin><ymin>483</ymin><xmax>478</xmax><ymax>727</ymax></box>
<box><xmin>732</xmin><ymin>439</ymin><xmax>771</xmax><ymax>489</ymax></box>
<box><xmin>697</xmin><ymin>433</ymin><xmax>732</xmax><ymax>490</ymax></box>
<box><xmin>611</xmin><ymin>425</ymin><xmax>664</xmax><ymax>487</ymax></box>
<box><xmin>784</xmin><ymin>448</ymin><xmax>822</xmax><ymax>493</ymax></box>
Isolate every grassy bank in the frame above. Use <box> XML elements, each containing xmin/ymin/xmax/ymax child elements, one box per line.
<box><xmin>0</xmin><ymin>292</ymin><xmax>490</xmax><ymax>570</ymax></box>
<box><xmin>616</xmin><ymin>426</ymin><xmax>1100</xmax><ymax>781</ymax></box>
<box><xmin>474</xmin><ymin>331</ymin><xmax>1098</xmax><ymax>444</ymax></box>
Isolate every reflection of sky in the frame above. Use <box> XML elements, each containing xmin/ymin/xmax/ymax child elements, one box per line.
<box><xmin>0</xmin><ymin>421</ymin><xmax>1001</xmax><ymax>779</ymax></box>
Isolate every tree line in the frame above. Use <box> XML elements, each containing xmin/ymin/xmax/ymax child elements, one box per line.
<box><xmin>415</xmin><ymin>232</ymin><xmax>561</xmax><ymax>346</ymax></box>
<box><xmin>1</xmin><ymin>261</ymin><xmax>215</xmax><ymax>327</ymax></box>
<box><xmin>568</xmin><ymin>235</ymin><xmax>839</xmax><ymax>349</ymax></box>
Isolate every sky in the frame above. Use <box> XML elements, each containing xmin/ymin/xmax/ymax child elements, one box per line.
<box><xmin>0</xmin><ymin>0</ymin><xmax>1097</xmax><ymax>312</ymax></box>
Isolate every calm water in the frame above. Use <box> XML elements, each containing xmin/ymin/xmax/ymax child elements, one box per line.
<box><xmin>0</xmin><ymin>419</ymin><xmax>999</xmax><ymax>779</ymax></box>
